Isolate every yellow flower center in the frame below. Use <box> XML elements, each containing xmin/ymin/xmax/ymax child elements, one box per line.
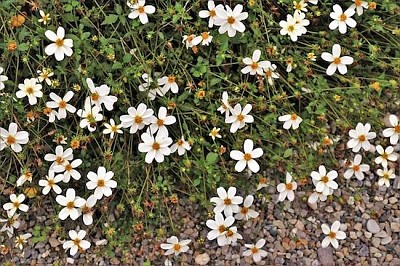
<box><xmin>224</xmin><ymin>198</ymin><xmax>232</xmax><ymax>205</ymax></box>
<box><xmin>6</xmin><ymin>135</ymin><xmax>16</xmax><ymax>145</ymax></box>
<box><xmin>55</xmin><ymin>157</ymin><xmax>64</xmax><ymax>164</ymax></box>
<box><xmin>241</xmin><ymin>207</ymin><xmax>249</xmax><ymax>214</ymax></box>
<box><xmin>168</xmin><ymin>75</ymin><xmax>175</xmax><ymax>83</ymax></box>
<box><xmin>329</xmin><ymin>232</ymin><xmax>336</xmax><ymax>239</ymax></box>
<box><xmin>227</xmin><ymin>16</ymin><xmax>235</xmax><ymax>24</ymax></box>
<box><xmin>383</xmin><ymin>173</ymin><xmax>389</xmax><ymax>180</ymax></box>
<box><xmin>13</xmin><ymin>202</ymin><xmax>20</xmax><ymax>208</ymax></box>
<box><xmin>358</xmin><ymin>135</ymin><xmax>366</xmax><ymax>141</ymax></box>
<box><xmin>177</xmin><ymin>139</ymin><xmax>184</xmax><ymax>146</ymax></box>
<box><xmin>395</xmin><ymin>125</ymin><xmax>400</xmax><ymax>133</ymax></box>
<box><xmin>210</xmin><ymin>10</ymin><xmax>216</xmax><ymax>17</ymax></box>
<box><xmin>237</xmin><ymin>114</ymin><xmax>245</xmax><ymax>122</ymax></box>
<box><xmin>339</xmin><ymin>14</ymin><xmax>347</xmax><ymax>21</ymax></box>
<box><xmin>157</xmin><ymin>119</ymin><xmax>164</xmax><ymax>126</ymax></box>
<box><xmin>286</xmin><ymin>183</ymin><xmax>293</xmax><ymax>190</ymax></box>
<box><xmin>59</xmin><ymin>100</ymin><xmax>67</xmax><ymax>109</ymax></box>
<box><xmin>355</xmin><ymin>0</ymin><xmax>362</xmax><ymax>6</ymax></box>
<box><xmin>66</xmin><ymin>201</ymin><xmax>74</xmax><ymax>209</ymax></box>
<box><xmin>48</xmin><ymin>179</ymin><xmax>55</xmax><ymax>187</ymax></box>
<box><xmin>91</xmin><ymin>93</ymin><xmax>100</xmax><ymax>102</ymax></box>
<box><xmin>138</xmin><ymin>6</ymin><xmax>145</xmax><ymax>13</ymax></box>
<box><xmin>321</xmin><ymin>176</ymin><xmax>329</xmax><ymax>183</ymax></box>
<box><xmin>111</xmin><ymin>125</ymin><xmax>119</xmax><ymax>132</ymax></box>
<box><xmin>265</xmin><ymin>70</ymin><xmax>272</xmax><ymax>77</ymax></box>
<box><xmin>65</xmin><ymin>164</ymin><xmax>73</xmax><ymax>171</ymax></box>
<box><xmin>201</xmin><ymin>32</ymin><xmax>209</xmax><ymax>40</ymax></box>
<box><xmin>333</xmin><ymin>57</ymin><xmax>341</xmax><ymax>65</ymax></box>
<box><xmin>73</xmin><ymin>238</ymin><xmax>81</xmax><ymax>246</ymax></box>
<box><xmin>382</xmin><ymin>153</ymin><xmax>388</xmax><ymax>160</ymax></box>
<box><xmin>291</xmin><ymin>113</ymin><xmax>298</xmax><ymax>121</ymax></box>
<box><xmin>218</xmin><ymin>225</ymin><xmax>226</xmax><ymax>233</ymax></box>
<box><xmin>251</xmin><ymin>62</ymin><xmax>259</xmax><ymax>70</ymax></box>
<box><xmin>97</xmin><ymin>179</ymin><xmax>105</xmax><ymax>187</ymax></box>
<box><xmin>134</xmin><ymin>115</ymin><xmax>143</xmax><ymax>124</ymax></box>
<box><xmin>26</xmin><ymin>87</ymin><xmax>34</xmax><ymax>94</ymax></box>
<box><xmin>244</xmin><ymin>153</ymin><xmax>252</xmax><ymax>161</ymax></box>
<box><xmin>152</xmin><ymin>142</ymin><xmax>160</xmax><ymax>150</ymax></box>
<box><xmin>251</xmin><ymin>247</ymin><xmax>259</xmax><ymax>254</ymax></box>
<box><xmin>352</xmin><ymin>165</ymin><xmax>360</xmax><ymax>171</ymax></box>
<box><xmin>55</xmin><ymin>39</ymin><xmax>64</xmax><ymax>47</ymax></box>
<box><xmin>288</xmin><ymin>25</ymin><xmax>295</xmax><ymax>32</ymax></box>
<box><xmin>173</xmin><ymin>243</ymin><xmax>181</xmax><ymax>251</ymax></box>
<box><xmin>226</xmin><ymin>230</ymin><xmax>234</xmax><ymax>237</ymax></box>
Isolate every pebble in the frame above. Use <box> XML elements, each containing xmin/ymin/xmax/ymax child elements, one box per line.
<box><xmin>48</xmin><ymin>238</ymin><xmax>60</xmax><ymax>248</ymax></box>
<box><xmin>317</xmin><ymin>247</ymin><xmax>334</xmax><ymax>266</ymax></box>
<box><xmin>371</xmin><ymin>237</ymin><xmax>381</xmax><ymax>247</ymax></box>
<box><xmin>381</xmin><ymin>236</ymin><xmax>392</xmax><ymax>245</ymax></box>
<box><xmin>390</xmin><ymin>223</ymin><xmax>400</xmax><ymax>233</ymax></box>
<box><xmin>195</xmin><ymin>253</ymin><xmax>210</xmax><ymax>265</ymax></box>
<box><xmin>367</xmin><ymin>219</ymin><xmax>381</xmax><ymax>233</ymax></box>
<box><xmin>359</xmin><ymin>245</ymin><xmax>369</xmax><ymax>257</ymax></box>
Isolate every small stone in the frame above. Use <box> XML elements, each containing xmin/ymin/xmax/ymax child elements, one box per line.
<box><xmin>390</xmin><ymin>223</ymin><xmax>400</xmax><ymax>233</ymax></box>
<box><xmin>48</xmin><ymin>238</ymin><xmax>60</xmax><ymax>248</ymax></box>
<box><xmin>318</xmin><ymin>247</ymin><xmax>334</xmax><ymax>266</ymax></box>
<box><xmin>359</xmin><ymin>245</ymin><xmax>369</xmax><ymax>257</ymax></box>
<box><xmin>390</xmin><ymin>258</ymin><xmax>400</xmax><ymax>266</ymax></box>
<box><xmin>273</xmin><ymin>220</ymin><xmax>286</xmax><ymax>229</ymax></box>
<box><xmin>381</xmin><ymin>236</ymin><xmax>392</xmax><ymax>245</ymax></box>
<box><xmin>367</xmin><ymin>219</ymin><xmax>381</xmax><ymax>233</ymax></box>
<box><xmin>295</xmin><ymin>220</ymin><xmax>305</xmax><ymax>231</ymax></box>
<box><xmin>388</xmin><ymin>197</ymin><xmax>398</xmax><ymax>204</ymax></box>
<box><xmin>386</xmin><ymin>254</ymin><xmax>394</xmax><ymax>262</ymax></box>
<box><xmin>354</xmin><ymin>223</ymin><xmax>362</xmax><ymax>231</ymax></box>
<box><xmin>375</xmin><ymin>231</ymin><xmax>388</xmax><ymax>238</ymax></box>
<box><xmin>195</xmin><ymin>253</ymin><xmax>210</xmax><ymax>265</ymax></box>
<box><xmin>364</xmin><ymin>232</ymin><xmax>372</xmax><ymax>239</ymax></box>
<box><xmin>371</xmin><ymin>237</ymin><xmax>381</xmax><ymax>248</ymax></box>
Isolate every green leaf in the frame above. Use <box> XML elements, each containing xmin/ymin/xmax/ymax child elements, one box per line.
<box><xmin>283</xmin><ymin>149</ymin><xmax>293</xmax><ymax>158</ymax></box>
<box><xmin>206</xmin><ymin>152</ymin><xmax>219</xmax><ymax>165</ymax></box>
<box><xmin>102</xmin><ymin>14</ymin><xmax>119</xmax><ymax>25</ymax></box>
<box><xmin>193</xmin><ymin>178</ymin><xmax>201</xmax><ymax>187</ymax></box>
<box><xmin>17</xmin><ymin>43</ymin><xmax>29</xmax><ymax>51</ymax></box>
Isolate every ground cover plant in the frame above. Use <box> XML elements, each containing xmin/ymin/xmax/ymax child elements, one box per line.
<box><xmin>0</xmin><ymin>0</ymin><xmax>400</xmax><ymax>265</ymax></box>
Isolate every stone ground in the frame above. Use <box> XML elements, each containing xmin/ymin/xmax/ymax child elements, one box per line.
<box><xmin>2</xmin><ymin>170</ymin><xmax>400</xmax><ymax>266</ymax></box>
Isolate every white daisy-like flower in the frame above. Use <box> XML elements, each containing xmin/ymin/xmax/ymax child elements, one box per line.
<box><xmin>55</xmin><ymin>188</ymin><xmax>85</xmax><ymax>220</ymax></box>
<box><xmin>241</xmin><ymin>49</ymin><xmax>270</xmax><ymax>76</ymax></box>
<box><xmin>138</xmin><ymin>130</ymin><xmax>173</xmax><ymax>163</ymax></box>
<box><xmin>38</xmin><ymin>10</ymin><xmax>51</xmax><ymax>25</ymax></box>
<box><xmin>343</xmin><ymin>154</ymin><xmax>370</xmax><ymax>180</ymax></box>
<box><xmin>150</xmin><ymin>107</ymin><xmax>176</xmax><ymax>136</ymax></box>
<box><xmin>321</xmin><ymin>44</ymin><xmax>354</xmax><ymax>76</ymax></box>
<box><xmin>294</xmin><ymin>1</ymin><xmax>308</xmax><ymax>13</ymax></box>
<box><xmin>37</xmin><ymin>67</ymin><xmax>54</xmax><ymax>86</ymax></box>
<box><xmin>103</xmin><ymin>119</ymin><xmax>123</xmax><ymax>139</ymax></box>
<box><xmin>86</xmin><ymin>166</ymin><xmax>118</xmax><ymax>200</ymax></box>
<box><xmin>377</xmin><ymin>168</ymin><xmax>396</xmax><ymax>187</ymax></box>
<box><xmin>210</xmin><ymin>187</ymin><xmax>243</xmax><ymax>217</ymax></box>
<box><xmin>157</xmin><ymin>75</ymin><xmax>179</xmax><ymax>94</ymax></box>
<box><xmin>44</xmin><ymin>145</ymin><xmax>73</xmax><ymax>170</ymax></box>
<box><xmin>264</xmin><ymin>62</ymin><xmax>280</xmax><ymax>85</ymax></box>
<box><xmin>311</xmin><ymin>165</ymin><xmax>338</xmax><ymax>196</ymax></box>
<box><xmin>85</xmin><ymin>78</ymin><xmax>117</xmax><ymax>111</ymax></box>
<box><xmin>383</xmin><ymin>115</ymin><xmax>400</xmax><ymax>145</ymax></box>
<box><xmin>127</xmin><ymin>0</ymin><xmax>156</xmax><ymax>25</ymax></box>
<box><xmin>0</xmin><ymin>123</ymin><xmax>29</xmax><ymax>153</ymax></box>
<box><xmin>329</xmin><ymin>5</ymin><xmax>357</xmax><ymax>34</ymax></box>
<box><xmin>346</xmin><ymin>122</ymin><xmax>376</xmax><ymax>152</ymax></box>
<box><xmin>170</xmin><ymin>136</ymin><xmax>191</xmax><ymax>156</ymax></box>
<box><xmin>206</xmin><ymin>213</ymin><xmax>235</xmax><ymax>246</ymax></box>
<box><xmin>256</xmin><ymin>177</ymin><xmax>268</xmax><ymax>191</ymax></box>
<box><xmin>350</xmin><ymin>0</ymin><xmax>368</xmax><ymax>16</ymax></box>
<box><xmin>279</xmin><ymin>14</ymin><xmax>302</xmax><ymax>42</ymax></box>
<box><xmin>138</xmin><ymin>73</ymin><xmax>158</xmax><ymax>99</ymax></box>
<box><xmin>44</xmin><ymin>26</ymin><xmax>74</xmax><ymax>61</ymax></box>
<box><xmin>200</xmin><ymin>32</ymin><xmax>213</xmax><ymax>45</ymax></box>
<box><xmin>76</xmin><ymin>102</ymin><xmax>104</xmax><ymax>132</ymax></box>
<box><xmin>321</xmin><ymin>221</ymin><xmax>347</xmax><ymax>249</ymax></box>
<box><xmin>120</xmin><ymin>103</ymin><xmax>154</xmax><ymax>134</ymax></box>
<box><xmin>38</xmin><ymin>170</ymin><xmax>64</xmax><ymax>195</ymax></box>
<box><xmin>53</xmin><ymin>159</ymin><xmax>82</xmax><ymax>183</ymax></box>
<box><xmin>43</xmin><ymin>107</ymin><xmax>58</xmax><ymax>123</ymax></box>
<box><xmin>15</xmin><ymin>233</ymin><xmax>32</xmax><ymax>250</ymax></box>
<box><xmin>217</xmin><ymin>91</ymin><xmax>231</xmax><ymax>118</ymax></box>
<box><xmin>0</xmin><ymin>213</ymin><xmax>20</xmax><ymax>238</ymax></box>
<box><xmin>199</xmin><ymin>1</ymin><xmax>223</xmax><ymax>28</ymax></box>
<box><xmin>375</xmin><ymin>145</ymin><xmax>397</xmax><ymax>169</ymax></box>
<box><xmin>214</xmin><ymin>4</ymin><xmax>248</xmax><ymax>37</ymax></box>
<box><xmin>243</xmin><ymin>239</ymin><xmax>268</xmax><ymax>263</ymax></box>
<box><xmin>3</xmin><ymin>194</ymin><xmax>29</xmax><ymax>217</ymax></box>
<box><xmin>16</xmin><ymin>170</ymin><xmax>33</xmax><ymax>187</ymax></box>
<box><xmin>16</xmin><ymin>78</ymin><xmax>43</xmax><ymax>105</ymax></box>
<box><xmin>63</xmin><ymin>229</ymin><xmax>91</xmax><ymax>256</ymax></box>
<box><xmin>293</xmin><ymin>11</ymin><xmax>310</xmax><ymax>35</ymax></box>
<box><xmin>80</xmin><ymin>195</ymin><xmax>97</xmax><ymax>226</ymax></box>
<box><xmin>0</xmin><ymin>67</ymin><xmax>9</xmax><ymax>90</ymax></box>
<box><xmin>234</xmin><ymin>195</ymin><xmax>259</xmax><ymax>221</ymax></box>
<box><xmin>209</xmin><ymin>127</ymin><xmax>222</xmax><ymax>140</ymax></box>
<box><xmin>230</xmin><ymin>139</ymin><xmax>263</xmax><ymax>173</ymax></box>
<box><xmin>160</xmin><ymin>236</ymin><xmax>191</xmax><ymax>256</ymax></box>
<box><xmin>308</xmin><ymin>190</ymin><xmax>328</xmax><ymax>204</ymax></box>
<box><xmin>225</xmin><ymin>103</ymin><xmax>254</xmax><ymax>133</ymax></box>
<box><xmin>277</xmin><ymin>172</ymin><xmax>298</xmax><ymax>202</ymax></box>
<box><xmin>46</xmin><ymin>91</ymin><xmax>76</xmax><ymax>120</ymax></box>
<box><xmin>182</xmin><ymin>34</ymin><xmax>202</xmax><ymax>49</ymax></box>
<box><xmin>278</xmin><ymin>113</ymin><xmax>302</xmax><ymax>130</ymax></box>
<box><xmin>224</xmin><ymin>226</ymin><xmax>243</xmax><ymax>245</ymax></box>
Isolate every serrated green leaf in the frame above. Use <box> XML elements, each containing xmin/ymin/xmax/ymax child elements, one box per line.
<box><xmin>102</xmin><ymin>14</ymin><xmax>119</xmax><ymax>25</ymax></box>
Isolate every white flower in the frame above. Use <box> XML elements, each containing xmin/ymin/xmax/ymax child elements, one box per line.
<box><xmin>86</xmin><ymin>166</ymin><xmax>117</xmax><ymax>200</ymax></box>
<box><xmin>157</xmin><ymin>75</ymin><xmax>179</xmax><ymax>94</ymax></box>
<box><xmin>38</xmin><ymin>10</ymin><xmax>51</xmax><ymax>25</ymax></box>
<box><xmin>294</xmin><ymin>1</ymin><xmax>308</xmax><ymax>13</ymax></box>
<box><xmin>206</xmin><ymin>213</ymin><xmax>235</xmax><ymax>246</ymax></box>
<box><xmin>44</xmin><ymin>107</ymin><xmax>58</xmax><ymax>123</ymax></box>
<box><xmin>375</xmin><ymin>145</ymin><xmax>397</xmax><ymax>169</ymax></box>
<box><xmin>39</xmin><ymin>170</ymin><xmax>64</xmax><ymax>195</ymax></box>
<box><xmin>160</xmin><ymin>236</ymin><xmax>191</xmax><ymax>256</ymax></box>
<box><xmin>56</xmin><ymin>188</ymin><xmax>85</xmax><ymax>220</ymax></box>
<box><xmin>224</xmin><ymin>226</ymin><xmax>243</xmax><ymax>245</ymax></box>
<box><xmin>209</xmin><ymin>127</ymin><xmax>222</xmax><ymax>140</ymax></box>
<box><xmin>150</xmin><ymin>107</ymin><xmax>176</xmax><ymax>136</ymax></box>
<box><xmin>321</xmin><ymin>44</ymin><xmax>354</xmax><ymax>76</ymax></box>
<box><xmin>308</xmin><ymin>190</ymin><xmax>328</xmax><ymax>204</ymax></box>
<box><xmin>293</xmin><ymin>11</ymin><xmax>310</xmax><ymax>35</ymax></box>
<box><xmin>256</xmin><ymin>177</ymin><xmax>268</xmax><ymax>191</ymax></box>
<box><xmin>16</xmin><ymin>78</ymin><xmax>43</xmax><ymax>105</ymax></box>
<box><xmin>234</xmin><ymin>195</ymin><xmax>259</xmax><ymax>221</ymax></box>
<box><xmin>0</xmin><ymin>123</ymin><xmax>29</xmax><ymax>153</ymax></box>
<box><xmin>85</xmin><ymin>78</ymin><xmax>117</xmax><ymax>111</ymax></box>
<box><xmin>329</xmin><ymin>5</ymin><xmax>356</xmax><ymax>34</ymax></box>
<box><xmin>278</xmin><ymin>113</ymin><xmax>302</xmax><ymax>130</ymax></box>
<box><xmin>76</xmin><ymin>102</ymin><xmax>104</xmax><ymax>132</ymax></box>
<box><xmin>182</xmin><ymin>34</ymin><xmax>202</xmax><ymax>49</ymax></box>
<box><xmin>103</xmin><ymin>119</ymin><xmax>123</xmax><ymax>139</ymax></box>
<box><xmin>230</xmin><ymin>139</ymin><xmax>263</xmax><ymax>173</ymax></box>
<box><xmin>210</xmin><ymin>187</ymin><xmax>243</xmax><ymax>217</ymax></box>
<box><xmin>225</xmin><ymin>103</ymin><xmax>254</xmax><ymax>133</ymax></box>
<box><xmin>44</xmin><ymin>145</ymin><xmax>73</xmax><ymax>170</ymax></box>
<box><xmin>383</xmin><ymin>115</ymin><xmax>400</xmax><ymax>145</ymax></box>
<box><xmin>15</xmin><ymin>233</ymin><xmax>32</xmax><ymax>250</ymax></box>
<box><xmin>63</xmin><ymin>230</ymin><xmax>91</xmax><ymax>256</ymax></box>
<box><xmin>200</xmin><ymin>32</ymin><xmax>213</xmax><ymax>45</ymax></box>
<box><xmin>3</xmin><ymin>194</ymin><xmax>29</xmax><ymax>217</ymax></box>
<box><xmin>241</xmin><ymin>49</ymin><xmax>270</xmax><ymax>76</ymax></box>
<box><xmin>16</xmin><ymin>170</ymin><xmax>33</xmax><ymax>187</ymax></box>
<box><xmin>138</xmin><ymin>130</ymin><xmax>173</xmax><ymax>163</ymax></box>
<box><xmin>53</xmin><ymin>159</ymin><xmax>82</xmax><ymax>183</ymax></box>
<box><xmin>321</xmin><ymin>221</ymin><xmax>346</xmax><ymax>249</ymax></box>
<box><xmin>217</xmin><ymin>91</ymin><xmax>231</xmax><ymax>118</ymax></box>
<box><xmin>46</xmin><ymin>91</ymin><xmax>76</xmax><ymax>120</ymax></box>
<box><xmin>81</xmin><ymin>195</ymin><xmax>97</xmax><ymax>226</ymax></box>
<box><xmin>346</xmin><ymin>122</ymin><xmax>376</xmax><ymax>152</ymax></box>
<box><xmin>138</xmin><ymin>73</ymin><xmax>158</xmax><ymax>99</ymax></box>
<box><xmin>277</xmin><ymin>172</ymin><xmax>298</xmax><ymax>202</ymax></box>
<box><xmin>243</xmin><ymin>239</ymin><xmax>268</xmax><ymax>263</ymax></box>
<box><xmin>0</xmin><ymin>67</ymin><xmax>9</xmax><ymax>90</ymax></box>
<box><xmin>344</xmin><ymin>154</ymin><xmax>370</xmax><ymax>180</ymax></box>
<box><xmin>0</xmin><ymin>214</ymin><xmax>20</xmax><ymax>238</ymax></box>
<box><xmin>377</xmin><ymin>168</ymin><xmax>396</xmax><ymax>187</ymax></box>
<box><xmin>264</xmin><ymin>62</ymin><xmax>280</xmax><ymax>85</ymax></box>
<box><xmin>199</xmin><ymin>1</ymin><xmax>223</xmax><ymax>28</ymax></box>
<box><xmin>170</xmin><ymin>136</ymin><xmax>191</xmax><ymax>156</ymax></box>
<box><xmin>45</xmin><ymin>26</ymin><xmax>73</xmax><ymax>61</ymax></box>
<box><xmin>120</xmin><ymin>103</ymin><xmax>154</xmax><ymax>134</ymax></box>
<box><xmin>306</xmin><ymin>0</ymin><xmax>318</xmax><ymax>4</ymax></box>
<box><xmin>37</xmin><ymin>68</ymin><xmax>54</xmax><ymax>86</ymax></box>
<box><xmin>279</xmin><ymin>14</ymin><xmax>303</xmax><ymax>42</ymax></box>
<box><xmin>350</xmin><ymin>0</ymin><xmax>368</xmax><ymax>16</ymax></box>
<box><xmin>214</xmin><ymin>4</ymin><xmax>248</xmax><ymax>37</ymax></box>
<box><xmin>311</xmin><ymin>165</ymin><xmax>338</xmax><ymax>196</ymax></box>
<box><xmin>127</xmin><ymin>0</ymin><xmax>156</xmax><ymax>25</ymax></box>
